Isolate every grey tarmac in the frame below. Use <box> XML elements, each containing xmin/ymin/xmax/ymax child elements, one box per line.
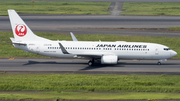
<box><xmin>1</xmin><ymin>15</ymin><xmax>180</xmax><ymax>37</ymax></box>
<box><xmin>2</xmin><ymin>15</ymin><xmax>180</xmax><ymax>29</ymax></box>
<box><xmin>0</xmin><ymin>14</ymin><xmax>180</xmax><ymax>30</ymax></box>
<box><xmin>0</xmin><ymin>58</ymin><xmax>180</xmax><ymax>75</ymax></box>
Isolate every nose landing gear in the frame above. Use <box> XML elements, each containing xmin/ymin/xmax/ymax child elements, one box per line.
<box><xmin>157</xmin><ymin>59</ymin><xmax>167</xmax><ymax>65</ymax></box>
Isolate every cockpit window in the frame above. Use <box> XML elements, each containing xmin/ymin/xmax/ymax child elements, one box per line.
<box><xmin>164</xmin><ymin>48</ymin><xmax>171</xmax><ymax>51</ymax></box>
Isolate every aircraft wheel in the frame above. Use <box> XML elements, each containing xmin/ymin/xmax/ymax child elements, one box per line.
<box><xmin>157</xmin><ymin>62</ymin><xmax>161</xmax><ymax>65</ymax></box>
<box><xmin>88</xmin><ymin>60</ymin><xmax>94</xmax><ymax>66</ymax></box>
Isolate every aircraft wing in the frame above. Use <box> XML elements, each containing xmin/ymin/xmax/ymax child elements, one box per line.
<box><xmin>74</xmin><ymin>52</ymin><xmax>103</xmax><ymax>57</ymax></box>
<box><xmin>59</xmin><ymin>43</ymin><xmax>103</xmax><ymax>57</ymax></box>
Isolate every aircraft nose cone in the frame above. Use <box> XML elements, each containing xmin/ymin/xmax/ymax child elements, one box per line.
<box><xmin>171</xmin><ymin>51</ymin><xmax>177</xmax><ymax>57</ymax></box>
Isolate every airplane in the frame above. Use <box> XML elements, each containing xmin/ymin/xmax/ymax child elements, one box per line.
<box><xmin>8</xmin><ymin>9</ymin><xmax>177</xmax><ymax>66</ymax></box>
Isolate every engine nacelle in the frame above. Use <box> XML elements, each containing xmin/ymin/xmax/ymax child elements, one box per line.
<box><xmin>101</xmin><ymin>55</ymin><xmax>118</xmax><ymax>64</ymax></box>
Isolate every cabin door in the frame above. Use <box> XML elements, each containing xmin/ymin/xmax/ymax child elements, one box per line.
<box><xmin>155</xmin><ymin>47</ymin><xmax>159</xmax><ymax>55</ymax></box>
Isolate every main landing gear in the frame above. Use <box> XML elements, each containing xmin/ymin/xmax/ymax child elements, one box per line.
<box><xmin>88</xmin><ymin>59</ymin><xmax>94</xmax><ymax>66</ymax></box>
<box><xmin>157</xmin><ymin>62</ymin><xmax>161</xmax><ymax>65</ymax></box>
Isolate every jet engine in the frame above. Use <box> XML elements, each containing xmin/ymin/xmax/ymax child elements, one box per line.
<box><xmin>101</xmin><ymin>55</ymin><xmax>118</xmax><ymax>64</ymax></box>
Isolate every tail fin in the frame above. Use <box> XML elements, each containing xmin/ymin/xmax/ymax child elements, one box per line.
<box><xmin>8</xmin><ymin>9</ymin><xmax>50</xmax><ymax>42</ymax></box>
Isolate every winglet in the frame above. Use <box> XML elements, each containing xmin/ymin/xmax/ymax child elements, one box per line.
<box><xmin>59</xmin><ymin>43</ymin><xmax>69</xmax><ymax>54</ymax></box>
<box><xmin>70</xmin><ymin>32</ymin><xmax>78</xmax><ymax>41</ymax></box>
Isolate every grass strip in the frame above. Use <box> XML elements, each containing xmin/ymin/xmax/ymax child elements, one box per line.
<box><xmin>0</xmin><ymin>31</ymin><xmax>179</xmax><ymax>58</ymax></box>
<box><xmin>0</xmin><ymin>1</ymin><xmax>110</xmax><ymax>16</ymax></box>
<box><xmin>167</xmin><ymin>27</ymin><xmax>180</xmax><ymax>31</ymax></box>
<box><xmin>1</xmin><ymin>91</ymin><xmax>180</xmax><ymax>100</ymax></box>
<box><xmin>121</xmin><ymin>2</ymin><xmax>180</xmax><ymax>16</ymax></box>
<box><xmin>0</xmin><ymin>73</ymin><xmax>180</xmax><ymax>92</ymax></box>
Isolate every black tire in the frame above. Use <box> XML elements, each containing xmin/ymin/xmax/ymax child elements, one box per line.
<box><xmin>157</xmin><ymin>62</ymin><xmax>161</xmax><ymax>65</ymax></box>
<box><xmin>88</xmin><ymin>60</ymin><xmax>93</xmax><ymax>66</ymax></box>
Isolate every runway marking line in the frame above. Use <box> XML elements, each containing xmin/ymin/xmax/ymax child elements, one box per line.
<box><xmin>9</xmin><ymin>58</ymin><xmax>14</xmax><ymax>60</ymax></box>
<box><xmin>133</xmin><ymin>59</ymin><xmax>138</xmax><ymax>61</ymax></box>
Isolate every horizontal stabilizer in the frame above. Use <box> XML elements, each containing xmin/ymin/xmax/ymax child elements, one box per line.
<box><xmin>11</xmin><ymin>42</ymin><xmax>27</xmax><ymax>45</ymax></box>
<box><xmin>10</xmin><ymin>37</ymin><xmax>26</xmax><ymax>45</ymax></box>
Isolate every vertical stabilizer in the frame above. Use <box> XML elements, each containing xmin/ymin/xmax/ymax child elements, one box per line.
<box><xmin>8</xmin><ymin>9</ymin><xmax>50</xmax><ymax>42</ymax></box>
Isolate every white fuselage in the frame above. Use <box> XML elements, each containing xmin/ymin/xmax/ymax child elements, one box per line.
<box><xmin>14</xmin><ymin>40</ymin><xmax>177</xmax><ymax>60</ymax></box>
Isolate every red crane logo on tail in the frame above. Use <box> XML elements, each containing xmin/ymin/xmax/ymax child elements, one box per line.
<box><xmin>15</xmin><ymin>24</ymin><xmax>27</xmax><ymax>37</ymax></box>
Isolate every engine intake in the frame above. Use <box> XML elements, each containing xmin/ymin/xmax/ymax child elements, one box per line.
<box><xmin>101</xmin><ymin>55</ymin><xmax>118</xmax><ymax>64</ymax></box>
